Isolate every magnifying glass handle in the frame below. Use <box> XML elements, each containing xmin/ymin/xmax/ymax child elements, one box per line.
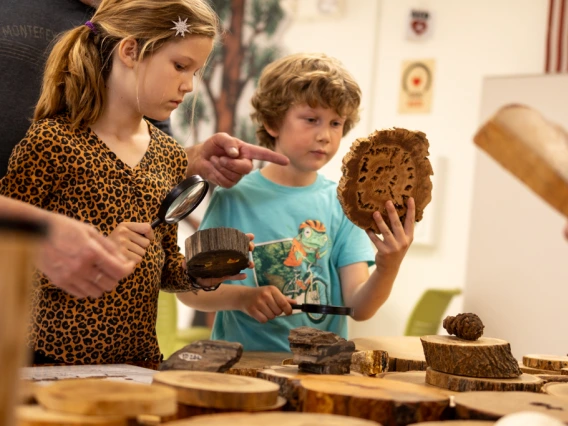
<box><xmin>150</xmin><ymin>218</ymin><xmax>162</xmax><ymax>229</ymax></box>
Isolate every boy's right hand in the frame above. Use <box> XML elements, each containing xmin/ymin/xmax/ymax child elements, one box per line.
<box><xmin>108</xmin><ymin>222</ymin><xmax>154</xmax><ymax>264</ymax></box>
<box><xmin>239</xmin><ymin>286</ymin><xmax>295</xmax><ymax>323</ymax></box>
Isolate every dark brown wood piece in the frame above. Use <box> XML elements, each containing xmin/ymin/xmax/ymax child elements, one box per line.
<box><xmin>160</xmin><ymin>340</ymin><xmax>243</xmax><ymax>373</ymax></box>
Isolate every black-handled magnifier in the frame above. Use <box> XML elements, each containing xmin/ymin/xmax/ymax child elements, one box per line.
<box><xmin>151</xmin><ymin>175</ymin><xmax>209</xmax><ymax>229</ymax></box>
<box><xmin>291</xmin><ymin>303</ymin><xmax>354</xmax><ymax>316</ymax></box>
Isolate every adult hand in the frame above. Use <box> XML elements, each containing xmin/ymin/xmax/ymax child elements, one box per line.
<box><xmin>186</xmin><ymin>133</ymin><xmax>289</xmax><ymax>188</ymax></box>
<box><xmin>107</xmin><ymin>222</ymin><xmax>154</xmax><ymax>264</ymax></box>
<box><xmin>37</xmin><ymin>214</ymin><xmax>135</xmax><ymax>299</ymax></box>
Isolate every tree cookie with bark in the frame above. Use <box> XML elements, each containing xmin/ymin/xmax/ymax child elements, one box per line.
<box><xmin>337</xmin><ymin>128</ymin><xmax>433</xmax><ymax>233</ymax></box>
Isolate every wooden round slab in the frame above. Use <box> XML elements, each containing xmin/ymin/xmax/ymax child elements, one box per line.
<box><xmin>35</xmin><ymin>379</ymin><xmax>177</xmax><ymax>417</ymax></box>
<box><xmin>408</xmin><ymin>422</ymin><xmax>494</xmax><ymax>426</ymax></box>
<box><xmin>425</xmin><ymin>367</ymin><xmax>543</xmax><ymax>392</ymax></box>
<box><xmin>563</xmin><ymin>368</ymin><xmax>568</xmax><ymax>376</ymax></box>
<box><xmin>16</xmin><ymin>405</ymin><xmax>127</xmax><ymax>426</ymax></box>
<box><xmin>299</xmin><ymin>374</ymin><xmax>449</xmax><ymax>425</ymax></box>
<box><xmin>163</xmin><ymin>412</ymin><xmax>381</xmax><ymax>425</ymax></box>
<box><xmin>337</xmin><ymin>128</ymin><xmax>433</xmax><ymax>232</ymax></box>
<box><xmin>152</xmin><ymin>371</ymin><xmax>279</xmax><ymax>410</ymax></box>
<box><xmin>542</xmin><ymin>382</ymin><xmax>568</xmax><ymax>399</ymax></box>
<box><xmin>352</xmin><ymin>336</ymin><xmax>427</xmax><ymax>372</ymax></box>
<box><xmin>454</xmin><ymin>391</ymin><xmax>568</xmax><ymax>422</ymax></box>
<box><xmin>421</xmin><ymin>335</ymin><xmax>521</xmax><ymax>378</ymax></box>
<box><xmin>185</xmin><ymin>227</ymin><xmax>249</xmax><ymax>278</ymax></box>
<box><xmin>519</xmin><ymin>361</ymin><xmax>561</xmax><ymax>375</ymax></box>
<box><xmin>523</xmin><ymin>354</ymin><xmax>568</xmax><ymax>372</ymax></box>
<box><xmin>172</xmin><ymin>396</ymin><xmax>286</xmax><ymax>420</ymax></box>
<box><xmin>379</xmin><ymin>371</ymin><xmax>455</xmax><ymax>396</ymax></box>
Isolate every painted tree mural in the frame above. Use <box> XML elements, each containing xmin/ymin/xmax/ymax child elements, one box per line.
<box><xmin>175</xmin><ymin>0</ymin><xmax>288</xmax><ymax>145</ymax></box>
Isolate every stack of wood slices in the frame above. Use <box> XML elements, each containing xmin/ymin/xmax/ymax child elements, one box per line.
<box><xmin>421</xmin><ymin>313</ymin><xmax>543</xmax><ymax>392</ymax></box>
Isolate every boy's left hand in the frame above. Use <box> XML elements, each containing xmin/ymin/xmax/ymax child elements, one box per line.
<box><xmin>367</xmin><ymin>198</ymin><xmax>415</xmax><ymax>274</ymax></box>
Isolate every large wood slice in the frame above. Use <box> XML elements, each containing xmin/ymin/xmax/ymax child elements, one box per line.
<box><xmin>160</xmin><ymin>340</ymin><xmax>243</xmax><ymax>373</ymax></box>
<box><xmin>35</xmin><ymin>379</ymin><xmax>177</xmax><ymax>417</ymax></box>
<box><xmin>351</xmin><ymin>349</ymin><xmax>389</xmax><ymax>376</ymax></box>
<box><xmin>408</xmin><ymin>422</ymin><xmax>494</xmax><ymax>426</ymax></box>
<box><xmin>542</xmin><ymin>382</ymin><xmax>568</xmax><ymax>399</ymax></box>
<box><xmin>172</xmin><ymin>396</ymin><xmax>286</xmax><ymax>420</ymax></box>
<box><xmin>454</xmin><ymin>391</ymin><xmax>568</xmax><ymax>422</ymax></box>
<box><xmin>298</xmin><ymin>374</ymin><xmax>449</xmax><ymax>425</ymax></box>
<box><xmin>16</xmin><ymin>405</ymin><xmax>127</xmax><ymax>426</ymax></box>
<box><xmin>352</xmin><ymin>336</ymin><xmax>427</xmax><ymax>372</ymax></box>
<box><xmin>378</xmin><ymin>371</ymin><xmax>455</xmax><ymax>397</ymax></box>
<box><xmin>523</xmin><ymin>354</ymin><xmax>568</xmax><ymax>372</ymax></box>
<box><xmin>152</xmin><ymin>371</ymin><xmax>279</xmax><ymax>410</ymax></box>
<box><xmin>519</xmin><ymin>361</ymin><xmax>561</xmax><ymax>375</ymax></box>
<box><xmin>162</xmin><ymin>412</ymin><xmax>381</xmax><ymax>425</ymax></box>
<box><xmin>473</xmin><ymin>104</ymin><xmax>568</xmax><ymax>218</ymax></box>
<box><xmin>420</xmin><ymin>335</ymin><xmax>521</xmax><ymax>378</ymax></box>
<box><xmin>337</xmin><ymin>128</ymin><xmax>433</xmax><ymax>232</ymax></box>
<box><xmin>185</xmin><ymin>227</ymin><xmax>249</xmax><ymax>278</ymax></box>
<box><xmin>425</xmin><ymin>367</ymin><xmax>543</xmax><ymax>392</ymax></box>
<box><xmin>227</xmin><ymin>351</ymin><xmax>292</xmax><ymax>377</ymax></box>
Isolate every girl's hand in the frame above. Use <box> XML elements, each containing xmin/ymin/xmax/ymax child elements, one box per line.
<box><xmin>108</xmin><ymin>222</ymin><xmax>154</xmax><ymax>264</ymax></box>
<box><xmin>238</xmin><ymin>286</ymin><xmax>295</xmax><ymax>323</ymax></box>
<box><xmin>367</xmin><ymin>198</ymin><xmax>415</xmax><ymax>275</ymax></box>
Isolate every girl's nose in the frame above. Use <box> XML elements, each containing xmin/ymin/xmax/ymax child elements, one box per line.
<box><xmin>179</xmin><ymin>77</ymin><xmax>193</xmax><ymax>94</ymax></box>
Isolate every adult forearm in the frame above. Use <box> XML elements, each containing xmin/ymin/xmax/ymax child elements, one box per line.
<box><xmin>0</xmin><ymin>195</ymin><xmax>50</xmax><ymax>223</ymax></box>
<box><xmin>177</xmin><ymin>283</ymin><xmax>248</xmax><ymax>312</ymax></box>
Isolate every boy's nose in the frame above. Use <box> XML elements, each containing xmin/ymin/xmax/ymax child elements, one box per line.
<box><xmin>316</xmin><ymin>127</ymin><xmax>331</xmax><ymax>143</ymax></box>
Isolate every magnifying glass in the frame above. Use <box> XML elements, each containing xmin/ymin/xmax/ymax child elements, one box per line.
<box><xmin>150</xmin><ymin>175</ymin><xmax>209</xmax><ymax>229</ymax></box>
<box><xmin>292</xmin><ymin>303</ymin><xmax>354</xmax><ymax>316</ymax></box>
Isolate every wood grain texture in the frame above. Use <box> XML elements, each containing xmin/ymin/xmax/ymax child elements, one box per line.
<box><xmin>454</xmin><ymin>391</ymin><xmax>568</xmax><ymax>422</ymax></box>
<box><xmin>473</xmin><ymin>104</ymin><xmax>568</xmax><ymax>218</ymax></box>
<box><xmin>351</xmin><ymin>349</ymin><xmax>389</xmax><ymax>376</ymax></box>
<box><xmin>523</xmin><ymin>354</ymin><xmax>568</xmax><ymax>372</ymax></box>
<box><xmin>299</xmin><ymin>374</ymin><xmax>449</xmax><ymax>425</ymax></box>
<box><xmin>15</xmin><ymin>406</ymin><xmax>127</xmax><ymax>426</ymax></box>
<box><xmin>425</xmin><ymin>367</ymin><xmax>542</xmax><ymax>392</ymax></box>
<box><xmin>226</xmin><ymin>351</ymin><xmax>292</xmax><ymax>377</ymax></box>
<box><xmin>161</xmin><ymin>412</ymin><xmax>381</xmax><ymax>425</ymax></box>
<box><xmin>542</xmin><ymin>382</ymin><xmax>568</xmax><ymax>399</ymax></box>
<box><xmin>169</xmin><ymin>396</ymin><xmax>286</xmax><ymax>420</ymax></box>
<box><xmin>378</xmin><ymin>371</ymin><xmax>455</xmax><ymax>397</ymax></box>
<box><xmin>35</xmin><ymin>379</ymin><xmax>177</xmax><ymax>417</ymax></box>
<box><xmin>408</xmin><ymin>422</ymin><xmax>494</xmax><ymax>426</ymax></box>
<box><xmin>352</xmin><ymin>336</ymin><xmax>427</xmax><ymax>372</ymax></box>
<box><xmin>519</xmin><ymin>361</ymin><xmax>561</xmax><ymax>375</ymax></box>
<box><xmin>152</xmin><ymin>371</ymin><xmax>279</xmax><ymax>410</ymax></box>
<box><xmin>420</xmin><ymin>335</ymin><xmax>521</xmax><ymax>378</ymax></box>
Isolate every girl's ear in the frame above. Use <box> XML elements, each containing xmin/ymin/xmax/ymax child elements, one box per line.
<box><xmin>117</xmin><ymin>38</ymin><xmax>139</xmax><ymax>68</ymax></box>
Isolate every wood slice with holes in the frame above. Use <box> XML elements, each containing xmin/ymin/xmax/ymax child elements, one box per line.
<box><xmin>454</xmin><ymin>391</ymin><xmax>568</xmax><ymax>422</ymax></box>
<box><xmin>421</xmin><ymin>335</ymin><xmax>521</xmax><ymax>378</ymax></box>
<box><xmin>16</xmin><ymin>405</ymin><xmax>128</xmax><ymax>426</ymax></box>
<box><xmin>152</xmin><ymin>371</ymin><xmax>279</xmax><ymax>410</ymax></box>
<box><xmin>185</xmin><ymin>227</ymin><xmax>249</xmax><ymax>278</ymax></box>
<box><xmin>522</xmin><ymin>354</ymin><xmax>568</xmax><ymax>372</ymax></box>
<box><xmin>378</xmin><ymin>371</ymin><xmax>455</xmax><ymax>397</ymax></box>
<box><xmin>351</xmin><ymin>349</ymin><xmax>389</xmax><ymax>376</ymax></box>
<box><xmin>298</xmin><ymin>374</ymin><xmax>450</xmax><ymax>425</ymax></box>
<box><xmin>519</xmin><ymin>361</ymin><xmax>561</xmax><ymax>375</ymax></box>
<box><xmin>352</xmin><ymin>336</ymin><xmax>427</xmax><ymax>372</ymax></box>
<box><xmin>425</xmin><ymin>367</ymin><xmax>543</xmax><ymax>392</ymax></box>
<box><xmin>226</xmin><ymin>351</ymin><xmax>293</xmax><ymax>377</ymax></box>
<box><xmin>337</xmin><ymin>128</ymin><xmax>433</xmax><ymax>232</ymax></box>
<box><xmin>474</xmin><ymin>104</ymin><xmax>568</xmax><ymax>218</ymax></box>
<box><xmin>35</xmin><ymin>379</ymin><xmax>176</xmax><ymax>417</ymax></box>
<box><xmin>542</xmin><ymin>382</ymin><xmax>568</xmax><ymax>399</ymax></box>
<box><xmin>162</xmin><ymin>412</ymin><xmax>381</xmax><ymax>426</ymax></box>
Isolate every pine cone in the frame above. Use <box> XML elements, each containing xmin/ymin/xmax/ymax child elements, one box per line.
<box><xmin>443</xmin><ymin>313</ymin><xmax>484</xmax><ymax>341</ymax></box>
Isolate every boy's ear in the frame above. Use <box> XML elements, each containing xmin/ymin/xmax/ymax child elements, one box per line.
<box><xmin>117</xmin><ymin>38</ymin><xmax>139</xmax><ymax>68</ymax></box>
<box><xmin>264</xmin><ymin>123</ymin><xmax>279</xmax><ymax>138</ymax></box>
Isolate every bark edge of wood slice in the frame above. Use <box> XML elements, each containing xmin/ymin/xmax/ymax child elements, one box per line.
<box><xmin>420</xmin><ymin>335</ymin><xmax>522</xmax><ymax>378</ymax></box>
<box><xmin>16</xmin><ymin>405</ymin><xmax>128</xmax><ymax>426</ymax></box>
<box><xmin>425</xmin><ymin>367</ymin><xmax>542</xmax><ymax>392</ymax></box>
<box><xmin>338</xmin><ymin>128</ymin><xmax>433</xmax><ymax>232</ymax></box>
<box><xmin>522</xmin><ymin>354</ymin><xmax>568</xmax><ymax>372</ymax></box>
<box><xmin>161</xmin><ymin>412</ymin><xmax>381</xmax><ymax>425</ymax></box>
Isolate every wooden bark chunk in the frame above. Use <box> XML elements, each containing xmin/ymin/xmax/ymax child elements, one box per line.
<box><xmin>378</xmin><ymin>371</ymin><xmax>456</xmax><ymax>397</ymax></box>
<box><xmin>542</xmin><ymin>382</ymin><xmax>568</xmax><ymax>399</ymax></box>
<box><xmin>454</xmin><ymin>392</ymin><xmax>568</xmax><ymax>422</ymax></box>
<box><xmin>351</xmin><ymin>349</ymin><xmax>389</xmax><ymax>376</ymax></box>
<box><xmin>35</xmin><ymin>379</ymin><xmax>177</xmax><ymax>417</ymax></box>
<box><xmin>299</xmin><ymin>374</ymin><xmax>449</xmax><ymax>425</ymax></box>
<box><xmin>473</xmin><ymin>104</ymin><xmax>568</xmax><ymax>219</ymax></box>
<box><xmin>185</xmin><ymin>227</ymin><xmax>249</xmax><ymax>278</ymax></box>
<box><xmin>338</xmin><ymin>128</ymin><xmax>433</xmax><ymax>232</ymax></box>
<box><xmin>523</xmin><ymin>354</ymin><xmax>568</xmax><ymax>372</ymax></box>
<box><xmin>152</xmin><ymin>371</ymin><xmax>279</xmax><ymax>410</ymax></box>
<box><xmin>160</xmin><ymin>340</ymin><xmax>243</xmax><ymax>373</ymax></box>
<box><xmin>425</xmin><ymin>367</ymin><xmax>543</xmax><ymax>392</ymax></box>
<box><xmin>352</xmin><ymin>336</ymin><xmax>427</xmax><ymax>372</ymax></box>
<box><xmin>519</xmin><ymin>361</ymin><xmax>561</xmax><ymax>375</ymax></box>
<box><xmin>16</xmin><ymin>405</ymin><xmax>127</xmax><ymax>426</ymax></box>
<box><xmin>162</xmin><ymin>412</ymin><xmax>381</xmax><ymax>426</ymax></box>
<box><xmin>226</xmin><ymin>351</ymin><xmax>292</xmax><ymax>377</ymax></box>
<box><xmin>420</xmin><ymin>335</ymin><xmax>522</xmax><ymax>378</ymax></box>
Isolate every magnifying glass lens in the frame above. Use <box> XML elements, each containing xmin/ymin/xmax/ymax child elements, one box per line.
<box><xmin>164</xmin><ymin>181</ymin><xmax>207</xmax><ymax>223</ymax></box>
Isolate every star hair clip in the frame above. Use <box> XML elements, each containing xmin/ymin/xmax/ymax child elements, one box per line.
<box><xmin>171</xmin><ymin>17</ymin><xmax>191</xmax><ymax>37</ymax></box>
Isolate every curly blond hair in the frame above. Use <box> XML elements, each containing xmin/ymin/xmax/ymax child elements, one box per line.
<box><xmin>250</xmin><ymin>53</ymin><xmax>361</xmax><ymax>150</ymax></box>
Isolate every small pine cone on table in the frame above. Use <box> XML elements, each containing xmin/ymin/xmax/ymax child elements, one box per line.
<box><xmin>443</xmin><ymin>312</ymin><xmax>485</xmax><ymax>341</ymax></box>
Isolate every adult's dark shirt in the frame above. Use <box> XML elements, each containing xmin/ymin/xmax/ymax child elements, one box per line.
<box><xmin>0</xmin><ymin>0</ymin><xmax>171</xmax><ymax>178</ymax></box>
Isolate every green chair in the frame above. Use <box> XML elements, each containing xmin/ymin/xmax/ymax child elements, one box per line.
<box><xmin>404</xmin><ymin>288</ymin><xmax>462</xmax><ymax>336</ymax></box>
<box><xmin>156</xmin><ymin>291</ymin><xmax>212</xmax><ymax>359</ymax></box>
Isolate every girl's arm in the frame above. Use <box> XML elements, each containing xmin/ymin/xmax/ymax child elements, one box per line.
<box><xmin>340</xmin><ymin>199</ymin><xmax>415</xmax><ymax>321</ymax></box>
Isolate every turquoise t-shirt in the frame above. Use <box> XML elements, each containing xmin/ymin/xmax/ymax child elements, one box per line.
<box><xmin>199</xmin><ymin>170</ymin><xmax>375</xmax><ymax>351</ymax></box>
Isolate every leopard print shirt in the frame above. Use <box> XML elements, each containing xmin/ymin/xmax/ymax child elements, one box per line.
<box><xmin>0</xmin><ymin>115</ymin><xmax>194</xmax><ymax>365</ymax></box>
